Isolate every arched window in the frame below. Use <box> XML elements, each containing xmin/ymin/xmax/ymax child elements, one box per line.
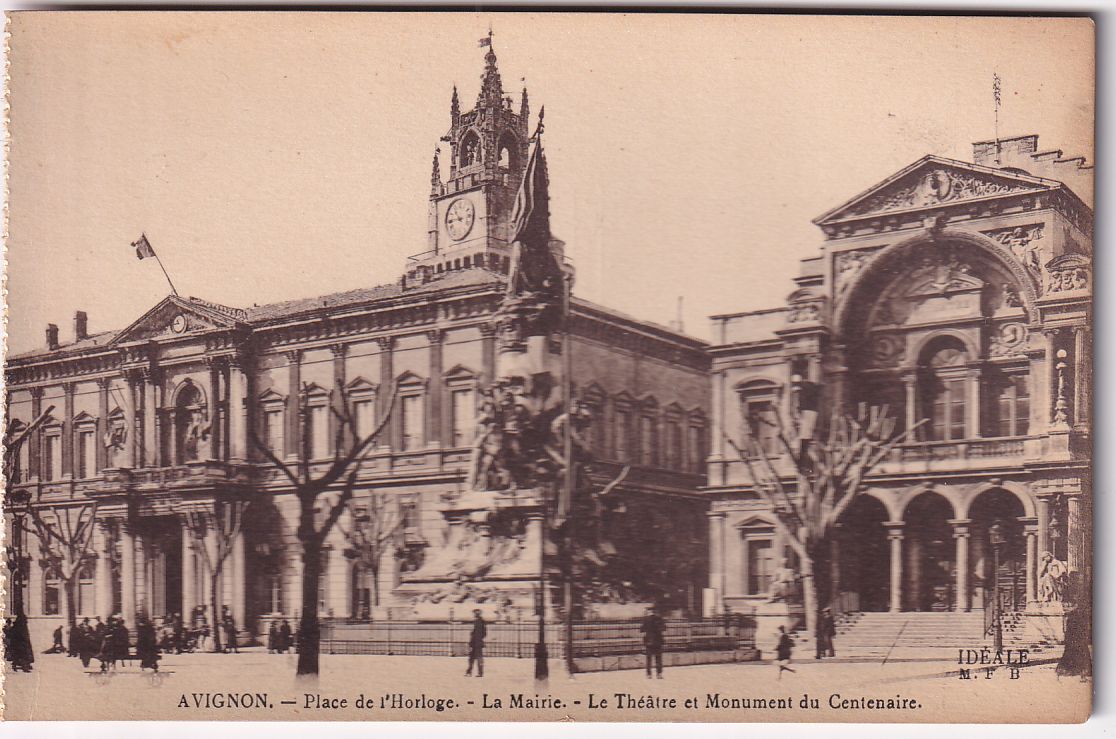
<box><xmin>736</xmin><ymin>381</ymin><xmax>781</xmax><ymax>457</ymax></box>
<box><xmin>459</xmin><ymin>131</ymin><xmax>481</xmax><ymax>168</ymax></box>
<box><xmin>496</xmin><ymin>132</ymin><xmax>518</xmax><ymax>170</ymax></box>
<box><xmin>918</xmin><ymin>339</ymin><xmax>970</xmax><ymax>441</ymax></box>
<box><xmin>174</xmin><ymin>383</ymin><xmax>207</xmax><ymax>464</ymax></box>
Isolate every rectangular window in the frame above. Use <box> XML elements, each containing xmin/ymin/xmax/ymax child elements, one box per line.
<box><xmin>689</xmin><ymin>425</ymin><xmax>706</xmax><ymax>473</ymax></box>
<box><xmin>614</xmin><ymin>409</ymin><xmax>631</xmax><ymax>462</ymax></box>
<box><xmin>400</xmin><ymin>395</ymin><xmax>424</xmax><ymax>451</ymax></box>
<box><xmin>746</xmin><ymin>539</ymin><xmax>774</xmax><ymax>595</ymax></box>
<box><xmin>44</xmin><ymin>433</ymin><xmax>61</xmax><ymax>481</ymax></box>
<box><xmin>352</xmin><ymin>399</ymin><xmax>375</xmax><ymax>440</ymax></box>
<box><xmin>17</xmin><ymin>438</ymin><xmax>30</xmax><ymax>483</ymax></box>
<box><xmin>747</xmin><ymin>399</ymin><xmax>779</xmax><ymax>456</ymax></box>
<box><xmin>401</xmin><ymin>498</ymin><xmax>419</xmax><ymax>531</ymax></box>
<box><xmin>264</xmin><ymin>409</ymin><xmax>284</xmax><ymax>454</ymax></box>
<box><xmin>307</xmin><ymin>404</ymin><xmax>328</xmax><ymax>459</ymax></box>
<box><xmin>78</xmin><ymin>565</ymin><xmax>95</xmax><ymax>615</ymax></box>
<box><xmin>665</xmin><ymin>420</ymin><xmax>682</xmax><ymax>470</ymax></box>
<box><xmin>450</xmin><ymin>388</ymin><xmax>475</xmax><ymax>447</ymax></box>
<box><xmin>77</xmin><ymin>429</ymin><xmax>96</xmax><ymax>478</ymax></box>
<box><xmin>43</xmin><ymin>570</ymin><xmax>61</xmax><ymax>615</ymax></box>
<box><xmin>994</xmin><ymin>374</ymin><xmax>1030</xmax><ymax>437</ymax></box>
<box><xmin>948</xmin><ymin>378</ymin><xmax>966</xmax><ymax>440</ymax></box>
<box><xmin>639</xmin><ymin>415</ymin><xmax>656</xmax><ymax>467</ymax></box>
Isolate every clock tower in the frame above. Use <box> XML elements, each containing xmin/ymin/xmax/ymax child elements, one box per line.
<box><xmin>408</xmin><ymin>37</ymin><xmax>536</xmax><ymax>283</ymax></box>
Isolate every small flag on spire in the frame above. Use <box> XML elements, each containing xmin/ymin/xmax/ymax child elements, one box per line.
<box><xmin>132</xmin><ymin>233</ymin><xmax>156</xmax><ymax>260</ymax></box>
<box><xmin>478</xmin><ymin>33</ymin><xmax>492</xmax><ymax>48</ymax></box>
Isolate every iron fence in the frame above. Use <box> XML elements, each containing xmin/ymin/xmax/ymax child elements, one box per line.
<box><xmin>321</xmin><ymin>615</ymin><xmax>755</xmax><ymax>659</ymax></box>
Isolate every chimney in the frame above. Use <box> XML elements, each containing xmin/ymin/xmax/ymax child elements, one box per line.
<box><xmin>74</xmin><ymin>310</ymin><xmax>89</xmax><ymax>341</ymax></box>
<box><xmin>46</xmin><ymin>323</ymin><xmax>60</xmax><ymax>350</ymax></box>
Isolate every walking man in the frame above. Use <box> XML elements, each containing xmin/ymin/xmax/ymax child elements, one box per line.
<box><xmin>640</xmin><ymin>605</ymin><xmax>666</xmax><ymax>679</ymax></box>
<box><xmin>775</xmin><ymin>626</ymin><xmax>796</xmax><ymax>680</ymax></box>
<box><xmin>815</xmin><ymin>607</ymin><xmax>836</xmax><ymax>659</ymax></box>
<box><xmin>464</xmin><ymin>609</ymin><xmax>486</xmax><ymax>678</ymax></box>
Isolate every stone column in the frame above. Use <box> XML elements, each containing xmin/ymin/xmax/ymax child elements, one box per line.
<box><xmin>886</xmin><ymin>523</ymin><xmax>904</xmax><ymax>613</ymax></box>
<box><xmin>1024</xmin><ymin>523</ymin><xmax>1038</xmax><ymax>603</ymax></box>
<box><xmin>121</xmin><ymin>523</ymin><xmax>136</xmax><ymax>624</ymax></box>
<box><xmin>286</xmin><ymin>350</ymin><xmax>302</xmax><ymax>460</ymax></box>
<box><xmin>144</xmin><ymin>370</ymin><xmax>159</xmax><ymax>467</ymax></box>
<box><xmin>208</xmin><ymin>359</ymin><xmax>223</xmax><ymax>461</ymax></box>
<box><xmin>29</xmin><ymin>387</ymin><xmax>43</xmax><ymax>480</ymax></box>
<box><xmin>182</xmin><ymin>531</ymin><xmax>196</xmax><ymax>617</ymax></box>
<box><xmin>426</xmin><ymin>330</ymin><xmax>444</xmax><ymax>446</ymax></box>
<box><xmin>966</xmin><ymin>367</ymin><xmax>982</xmax><ymax>438</ymax></box>
<box><xmin>479</xmin><ymin>323</ymin><xmax>497</xmax><ymax>387</ymax></box>
<box><xmin>1073</xmin><ymin>326</ymin><xmax>1088</xmax><ymax>427</ymax></box>
<box><xmin>94</xmin><ymin>522</ymin><xmax>113</xmax><ymax>619</ymax></box>
<box><xmin>62</xmin><ymin>382</ymin><xmax>75</xmax><ymax>478</ymax></box>
<box><xmin>902</xmin><ymin>372</ymin><xmax>918</xmax><ymax>434</ymax></box>
<box><xmin>228</xmin><ymin>358</ymin><xmax>247</xmax><ymax>460</ymax></box>
<box><xmin>122</xmin><ymin>372</ymin><xmax>139</xmax><ymax>468</ymax></box>
<box><xmin>231</xmin><ymin>530</ymin><xmax>246</xmax><ymax>629</ymax></box>
<box><xmin>330</xmin><ymin>344</ymin><xmax>348</xmax><ymax>452</ymax></box>
<box><xmin>96</xmin><ymin>379</ymin><xmax>110</xmax><ymax>472</ymax></box>
<box><xmin>203</xmin><ymin>525</ymin><xmax>218</xmax><ymax>616</ymax></box>
<box><xmin>1043</xmin><ymin>329</ymin><xmax>1060</xmax><ymax>429</ymax></box>
<box><xmin>950</xmin><ymin>519</ymin><xmax>971</xmax><ymax>612</ymax></box>
<box><xmin>1036</xmin><ymin>494</ymin><xmax>1051</xmax><ymax>557</ymax></box>
<box><xmin>708</xmin><ymin>512</ymin><xmax>726</xmax><ymax>611</ymax></box>
<box><xmin>1067</xmin><ymin>494</ymin><xmax>1083</xmax><ymax>572</ymax></box>
<box><xmin>710</xmin><ymin>371</ymin><xmax>725</xmax><ymax>463</ymax></box>
<box><xmin>376</xmin><ymin>337</ymin><xmax>395</xmax><ymax>448</ymax></box>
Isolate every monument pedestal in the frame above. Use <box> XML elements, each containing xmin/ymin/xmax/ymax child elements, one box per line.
<box><xmin>1022</xmin><ymin>601</ymin><xmax>1066</xmax><ymax>645</ymax></box>
<box><xmin>753</xmin><ymin>601</ymin><xmax>806</xmax><ymax>658</ymax></box>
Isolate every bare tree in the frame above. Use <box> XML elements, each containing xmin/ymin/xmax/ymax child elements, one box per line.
<box><xmin>724</xmin><ymin>401</ymin><xmax>924</xmax><ymax>638</ymax></box>
<box><xmin>182</xmin><ymin>500</ymin><xmax>248</xmax><ymax>651</ymax></box>
<box><xmin>3</xmin><ymin>406</ymin><xmax>54</xmax><ymax>617</ymax></box>
<box><xmin>26</xmin><ymin>503</ymin><xmax>98</xmax><ymax>628</ymax></box>
<box><xmin>250</xmin><ymin>381</ymin><xmax>397</xmax><ymax>677</ymax></box>
<box><xmin>337</xmin><ymin>493</ymin><xmax>404</xmax><ymax>616</ymax></box>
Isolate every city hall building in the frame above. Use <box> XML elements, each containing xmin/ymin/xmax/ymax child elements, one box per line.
<box><xmin>5</xmin><ymin>45</ymin><xmax>710</xmax><ymax>643</ymax></box>
<box><xmin>704</xmin><ymin>134</ymin><xmax>1092</xmax><ymax>624</ymax></box>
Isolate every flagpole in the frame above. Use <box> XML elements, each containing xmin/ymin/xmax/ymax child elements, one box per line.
<box><xmin>154</xmin><ymin>252</ymin><xmax>180</xmax><ymax>297</ymax></box>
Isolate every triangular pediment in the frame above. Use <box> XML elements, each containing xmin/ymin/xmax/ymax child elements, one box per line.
<box><xmin>111</xmin><ymin>295</ymin><xmax>245</xmax><ymax>345</ymax></box>
<box><xmin>814</xmin><ymin>156</ymin><xmax>1060</xmax><ymax>225</ymax></box>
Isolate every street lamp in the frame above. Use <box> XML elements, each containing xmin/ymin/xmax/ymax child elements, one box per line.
<box><xmin>989</xmin><ymin>521</ymin><xmax>1006</xmax><ymax>652</ymax></box>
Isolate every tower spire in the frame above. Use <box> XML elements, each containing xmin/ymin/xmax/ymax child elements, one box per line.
<box><xmin>477</xmin><ymin>32</ymin><xmax>504</xmax><ymax>108</ymax></box>
<box><xmin>450</xmin><ymin>85</ymin><xmax>460</xmax><ymax>125</ymax></box>
<box><xmin>430</xmin><ymin>147</ymin><xmax>441</xmax><ymax>194</ymax></box>
<box><xmin>520</xmin><ymin>80</ymin><xmax>530</xmax><ymax>122</ymax></box>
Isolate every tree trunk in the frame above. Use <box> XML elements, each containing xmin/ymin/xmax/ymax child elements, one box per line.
<box><xmin>297</xmin><ymin>538</ymin><xmax>322</xmax><ymax>676</ymax></box>
<box><xmin>801</xmin><ymin>552</ymin><xmax>818</xmax><ymax>642</ymax></box>
<box><xmin>63</xmin><ymin>578</ymin><xmax>77</xmax><ymax>629</ymax></box>
<box><xmin>371</xmin><ymin>562</ymin><xmax>380</xmax><ymax>608</ymax></box>
<box><xmin>210</xmin><ymin>570</ymin><xmax>223</xmax><ymax>653</ymax></box>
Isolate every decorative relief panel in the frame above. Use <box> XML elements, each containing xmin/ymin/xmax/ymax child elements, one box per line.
<box><xmin>846</xmin><ymin>169</ymin><xmax>1037</xmax><ymax>218</ymax></box>
<box><xmin>981</xmin><ymin>223</ymin><xmax>1044</xmax><ymax>277</ymax></box>
<box><xmin>1044</xmin><ymin>254</ymin><xmax>1091</xmax><ymax>294</ymax></box>
<box><xmin>834</xmin><ymin>247</ymin><xmax>882</xmax><ymax>296</ymax></box>
<box><xmin>988</xmin><ymin>322</ymin><xmax>1028</xmax><ymax>358</ymax></box>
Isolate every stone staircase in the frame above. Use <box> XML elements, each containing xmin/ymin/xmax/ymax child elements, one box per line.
<box><xmin>832</xmin><ymin>611</ymin><xmax>1049</xmax><ymax>661</ymax></box>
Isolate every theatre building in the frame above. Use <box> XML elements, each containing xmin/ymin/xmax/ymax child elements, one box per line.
<box><xmin>5</xmin><ymin>44</ymin><xmax>710</xmax><ymax>644</ymax></box>
<box><xmin>705</xmin><ymin>134</ymin><xmax>1092</xmax><ymax>628</ymax></box>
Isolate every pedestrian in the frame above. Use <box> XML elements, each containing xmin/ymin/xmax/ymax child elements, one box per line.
<box><xmin>45</xmin><ymin>624</ymin><xmax>65</xmax><ymax>654</ymax></box>
<box><xmin>223</xmin><ymin>613</ymin><xmax>239</xmax><ymax>654</ymax></box>
<box><xmin>464</xmin><ymin>609</ymin><xmax>486</xmax><ymax>678</ymax></box>
<box><xmin>172</xmin><ymin>612</ymin><xmax>184</xmax><ymax>654</ymax></box>
<box><xmin>268</xmin><ymin>622</ymin><xmax>279</xmax><ymax>654</ymax></box>
<box><xmin>815</xmin><ymin>607</ymin><xmax>836</xmax><ymax>659</ymax></box>
<box><xmin>279</xmin><ymin>619</ymin><xmax>293</xmax><ymax>654</ymax></box>
<box><xmin>775</xmin><ymin>626</ymin><xmax>796</xmax><ymax>680</ymax></box>
<box><xmin>640</xmin><ymin>605</ymin><xmax>666</xmax><ymax>679</ymax></box>
<box><xmin>7</xmin><ymin>614</ymin><xmax>35</xmax><ymax>672</ymax></box>
<box><xmin>111</xmin><ymin>615</ymin><xmax>131</xmax><ymax>667</ymax></box>
<box><xmin>78</xmin><ymin>618</ymin><xmax>96</xmax><ymax>668</ymax></box>
<box><xmin>136</xmin><ymin>615</ymin><xmax>161</xmax><ymax>671</ymax></box>
<box><xmin>68</xmin><ymin>621</ymin><xmax>81</xmax><ymax>657</ymax></box>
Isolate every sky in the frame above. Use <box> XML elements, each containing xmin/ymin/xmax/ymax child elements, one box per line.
<box><xmin>5</xmin><ymin>12</ymin><xmax>1094</xmax><ymax>353</ymax></box>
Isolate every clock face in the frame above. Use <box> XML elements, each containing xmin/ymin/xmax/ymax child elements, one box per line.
<box><xmin>172</xmin><ymin>314</ymin><xmax>188</xmax><ymax>334</ymax></box>
<box><xmin>445</xmin><ymin>198</ymin><xmax>475</xmax><ymax>241</ymax></box>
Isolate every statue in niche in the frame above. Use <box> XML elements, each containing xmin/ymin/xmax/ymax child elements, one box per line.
<box><xmin>182</xmin><ymin>408</ymin><xmax>210</xmax><ymax>462</ymax></box>
<box><xmin>1038</xmin><ymin>551</ymin><xmax>1068</xmax><ymax>603</ymax></box>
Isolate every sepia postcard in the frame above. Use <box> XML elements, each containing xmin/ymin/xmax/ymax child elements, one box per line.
<box><xmin>1</xmin><ymin>11</ymin><xmax>1094</xmax><ymax>723</ymax></box>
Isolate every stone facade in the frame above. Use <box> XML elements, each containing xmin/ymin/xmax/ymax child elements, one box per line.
<box><xmin>705</xmin><ymin>137</ymin><xmax>1092</xmax><ymax>622</ymax></box>
<box><xmin>5</xmin><ymin>45</ymin><xmax>709</xmax><ymax>645</ymax></box>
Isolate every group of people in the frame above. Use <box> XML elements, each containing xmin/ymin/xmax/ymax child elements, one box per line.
<box><xmin>39</xmin><ymin>614</ymin><xmax>146</xmax><ymax>671</ymax></box>
<box><xmin>265</xmin><ymin>619</ymin><xmax>296</xmax><ymax>654</ymax></box>
<box><xmin>3</xmin><ymin>614</ymin><xmax>34</xmax><ymax>672</ymax></box>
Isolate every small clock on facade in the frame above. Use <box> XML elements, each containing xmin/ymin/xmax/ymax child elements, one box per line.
<box><xmin>172</xmin><ymin>314</ymin><xmax>188</xmax><ymax>334</ymax></box>
<box><xmin>445</xmin><ymin>198</ymin><xmax>475</xmax><ymax>241</ymax></box>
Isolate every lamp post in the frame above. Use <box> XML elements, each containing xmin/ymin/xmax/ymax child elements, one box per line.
<box><xmin>989</xmin><ymin>521</ymin><xmax>1006</xmax><ymax>652</ymax></box>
